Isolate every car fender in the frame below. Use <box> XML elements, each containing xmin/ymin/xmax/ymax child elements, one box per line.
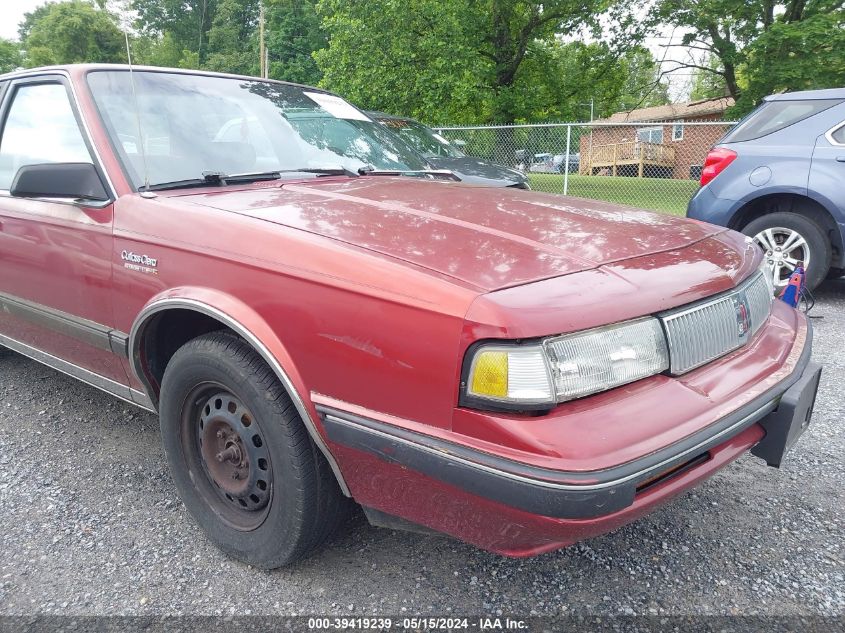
<box><xmin>723</xmin><ymin>184</ymin><xmax>814</xmax><ymax>227</ymax></box>
<box><xmin>804</xmin><ymin>188</ymin><xmax>844</xmax><ymax>225</ymax></box>
<box><xmin>129</xmin><ymin>285</ymin><xmax>351</xmax><ymax>495</ymax></box>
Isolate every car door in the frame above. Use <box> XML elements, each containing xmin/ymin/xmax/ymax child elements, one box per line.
<box><xmin>809</xmin><ymin>113</ymin><xmax>845</xmax><ymax>229</ymax></box>
<box><xmin>0</xmin><ymin>74</ymin><xmax>129</xmax><ymax>388</ymax></box>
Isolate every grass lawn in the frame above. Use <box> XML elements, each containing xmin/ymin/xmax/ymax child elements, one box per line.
<box><xmin>528</xmin><ymin>173</ymin><xmax>700</xmax><ymax>216</ymax></box>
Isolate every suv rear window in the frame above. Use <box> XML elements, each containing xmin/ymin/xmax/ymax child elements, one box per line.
<box><xmin>722</xmin><ymin>99</ymin><xmax>843</xmax><ymax>143</ymax></box>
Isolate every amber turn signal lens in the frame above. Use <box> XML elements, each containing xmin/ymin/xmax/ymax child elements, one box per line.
<box><xmin>469</xmin><ymin>350</ymin><xmax>509</xmax><ymax>398</ymax></box>
<box><xmin>464</xmin><ymin>345</ymin><xmax>554</xmax><ymax>407</ymax></box>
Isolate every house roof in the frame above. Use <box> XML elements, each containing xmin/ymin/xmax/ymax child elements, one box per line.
<box><xmin>600</xmin><ymin>96</ymin><xmax>735</xmax><ymax>123</ymax></box>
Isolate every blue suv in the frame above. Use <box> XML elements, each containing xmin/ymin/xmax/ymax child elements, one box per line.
<box><xmin>687</xmin><ymin>88</ymin><xmax>845</xmax><ymax>291</ymax></box>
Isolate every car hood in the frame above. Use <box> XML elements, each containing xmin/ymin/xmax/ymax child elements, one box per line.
<box><xmin>180</xmin><ymin>177</ymin><xmax>740</xmax><ymax>292</ymax></box>
<box><xmin>424</xmin><ymin>156</ymin><xmax>527</xmax><ymax>187</ymax></box>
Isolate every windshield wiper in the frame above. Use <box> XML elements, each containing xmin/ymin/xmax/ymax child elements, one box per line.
<box><xmin>147</xmin><ymin>167</ymin><xmax>358</xmax><ymax>192</ymax></box>
<box><xmin>283</xmin><ymin>166</ymin><xmax>360</xmax><ymax>178</ymax></box>
<box><xmin>147</xmin><ymin>171</ymin><xmax>282</xmax><ymax>191</ymax></box>
<box><xmin>357</xmin><ymin>166</ymin><xmax>460</xmax><ymax>181</ymax></box>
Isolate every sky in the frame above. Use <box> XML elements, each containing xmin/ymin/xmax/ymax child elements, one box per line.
<box><xmin>0</xmin><ymin>0</ymin><xmax>41</xmax><ymax>40</ymax></box>
<box><xmin>1</xmin><ymin>0</ymin><xmax>699</xmax><ymax>100</ymax></box>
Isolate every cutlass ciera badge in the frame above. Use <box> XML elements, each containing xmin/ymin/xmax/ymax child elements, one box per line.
<box><xmin>121</xmin><ymin>250</ymin><xmax>159</xmax><ymax>275</ymax></box>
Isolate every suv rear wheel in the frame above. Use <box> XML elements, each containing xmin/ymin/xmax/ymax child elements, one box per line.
<box><xmin>159</xmin><ymin>331</ymin><xmax>349</xmax><ymax>568</ymax></box>
<box><xmin>743</xmin><ymin>212</ymin><xmax>831</xmax><ymax>292</ymax></box>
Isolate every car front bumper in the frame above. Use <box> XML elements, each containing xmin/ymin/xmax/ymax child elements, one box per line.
<box><xmin>316</xmin><ymin>309</ymin><xmax>819</xmax><ymax>556</ymax></box>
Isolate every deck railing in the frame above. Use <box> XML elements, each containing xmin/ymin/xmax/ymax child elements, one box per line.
<box><xmin>586</xmin><ymin>141</ymin><xmax>676</xmax><ymax>176</ymax></box>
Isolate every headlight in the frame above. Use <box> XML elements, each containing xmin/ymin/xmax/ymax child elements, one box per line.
<box><xmin>461</xmin><ymin>318</ymin><xmax>669</xmax><ymax>411</ymax></box>
<box><xmin>543</xmin><ymin>318</ymin><xmax>669</xmax><ymax>402</ymax></box>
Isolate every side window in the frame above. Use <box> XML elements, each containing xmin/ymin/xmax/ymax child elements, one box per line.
<box><xmin>637</xmin><ymin>127</ymin><xmax>664</xmax><ymax>144</ymax></box>
<box><xmin>831</xmin><ymin>124</ymin><xmax>845</xmax><ymax>145</ymax></box>
<box><xmin>723</xmin><ymin>99</ymin><xmax>843</xmax><ymax>143</ymax></box>
<box><xmin>0</xmin><ymin>83</ymin><xmax>93</xmax><ymax>191</ymax></box>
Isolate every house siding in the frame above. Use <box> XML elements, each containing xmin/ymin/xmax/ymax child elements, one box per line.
<box><xmin>579</xmin><ymin>112</ymin><xmax>729</xmax><ymax>180</ymax></box>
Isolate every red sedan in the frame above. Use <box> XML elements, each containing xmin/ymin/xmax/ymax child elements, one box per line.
<box><xmin>0</xmin><ymin>65</ymin><xmax>821</xmax><ymax>568</ymax></box>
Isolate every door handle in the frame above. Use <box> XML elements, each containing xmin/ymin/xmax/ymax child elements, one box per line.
<box><xmin>836</xmin><ymin>156</ymin><xmax>845</xmax><ymax>162</ymax></box>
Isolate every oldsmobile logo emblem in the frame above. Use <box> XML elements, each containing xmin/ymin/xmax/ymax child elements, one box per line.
<box><xmin>734</xmin><ymin>293</ymin><xmax>751</xmax><ymax>338</ymax></box>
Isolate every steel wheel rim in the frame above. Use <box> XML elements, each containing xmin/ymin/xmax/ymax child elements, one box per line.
<box><xmin>181</xmin><ymin>384</ymin><xmax>273</xmax><ymax>531</ymax></box>
<box><xmin>752</xmin><ymin>226</ymin><xmax>810</xmax><ymax>291</ymax></box>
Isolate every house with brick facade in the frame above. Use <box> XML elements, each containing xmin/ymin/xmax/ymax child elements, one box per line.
<box><xmin>579</xmin><ymin>97</ymin><xmax>734</xmax><ymax>180</ymax></box>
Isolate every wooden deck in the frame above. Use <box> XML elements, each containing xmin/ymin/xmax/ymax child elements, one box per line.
<box><xmin>584</xmin><ymin>141</ymin><xmax>676</xmax><ymax>177</ymax></box>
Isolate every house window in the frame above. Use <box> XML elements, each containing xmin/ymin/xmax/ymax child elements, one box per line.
<box><xmin>637</xmin><ymin>127</ymin><xmax>663</xmax><ymax>144</ymax></box>
<box><xmin>672</xmin><ymin>121</ymin><xmax>684</xmax><ymax>141</ymax></box>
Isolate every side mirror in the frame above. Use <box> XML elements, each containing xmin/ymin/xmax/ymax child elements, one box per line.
<box><xmin>10</xmin><ymin>163</ymin><xmax>109</xmax><ymax>202</ymax></box>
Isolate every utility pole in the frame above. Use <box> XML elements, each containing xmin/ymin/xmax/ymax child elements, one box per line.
<box><xmin>198</xmin><ymin>0</ymin><xmax>207</xmax><ymax>64</ymax></box>
<box><xmin>259</xmin><ymin>2</ymin><xmax>266</xmax><ymax>78</ymax></box>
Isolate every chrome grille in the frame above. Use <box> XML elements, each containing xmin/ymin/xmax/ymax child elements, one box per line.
<box><xmin>745</xmin><ymin>271</ymin><xmax>775</xmax><ymax>333</ymax></box>
<box><xmin>660</xmin><ymin>271</ymin><xmax>773</xmax><ymax>375</ymax></box>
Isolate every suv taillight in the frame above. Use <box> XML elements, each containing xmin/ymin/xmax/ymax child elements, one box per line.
<box><xmin>700</xmin><ymin>147</ymin><xmax>737</xmax><ymax>186</ymax></box>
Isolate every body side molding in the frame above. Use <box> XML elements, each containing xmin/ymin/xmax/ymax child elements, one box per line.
<box><xmin>0</xmin><ymin>291</ymin><xmax>129</xmax><ymax>356</ymax></box>
<box><xmin>0</xmin><ymin>331</ymin><xmax>154</xmax><ymax>411</ymax></box>
<box><xmin>129</xmin><ymin>298</ymin><xmax>351</xmax><ymax>496</ymax></box>
<box><xmin>0</xmin><ymin>292</ymin><xmax>129</xmax><ymax>358</ymax></box>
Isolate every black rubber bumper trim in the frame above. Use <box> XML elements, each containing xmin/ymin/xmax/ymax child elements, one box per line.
<box><xmin>319</xmin><ymin>322</ymin><xmax>812</xmax><ymax>520</ymax></box>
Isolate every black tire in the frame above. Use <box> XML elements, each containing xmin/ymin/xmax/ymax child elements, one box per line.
<box><xmin>742</xmin><ymin>212</ymin><xmax>831</xmax><ymax>291</ymax></box>
<box><xmin>159</xmin><ymin>331</ymin><xmax>349</xmax><ymax>568</ymax></box>
<box><xmin>827</xmin><ymin>267</ymin><xmax>844</xmax><ymax>281</ymax></box>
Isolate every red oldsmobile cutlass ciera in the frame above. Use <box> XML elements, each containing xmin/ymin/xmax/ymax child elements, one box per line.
<box><xmin>0</xmin><ymin>65</ymin><xmax>822</xmax><ymax>568</ymax></box>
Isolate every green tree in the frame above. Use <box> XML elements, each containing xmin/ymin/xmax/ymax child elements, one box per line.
<box><xmin>18</xmin><ymin>4</ymin><xmax>53</xmax><ymax>42</ymax></box>
<box><xmin>132</xmin><ymin>0</ymin><xmax>220</xmax><ymax>65</ymax></box>
<box><xmin>22</xmin><ymin>0</ymin><xmax>126</xmax><ymax>67</ymax></box>
<box><xmin>740</xmin><ymin>8</ymin><xmax>845</xmax><ymax>111</ymax></box>
<box><xmin>655</xmin><ymin>0</ymin><xmax>845</xmax><ymax>113</ymax></box>
<box><xmin>132</xmin><ymin>0</ymin><xmax>260</xmax><ymax>73</ymax></box>
<box><xmin>689</xmin><ymin>56</ymin><xmax>726</xmax><ymax>101</ymax></box>
<box><xmin>132</xmin><ymin>32</ymin><xmax>200</xmax><ymax>68</ymax></box>
<box><xmin>615</xmin><ymin>46</ymin><xmax>671</xmax><ymax>111</ymax></box>
<box><xmin>508</xmin><ymin>43</ymin><xmax>669</xmax><ymax>122</ymax></box>
<box><xmin>654</xmin><ymin>0</ymin><xmax>762</xmax><ymax>101</ymax></box>
<box><xmin>470</xmin><ymin>0</ymin><xmax>609</xmax><ymax>123</ymax></box>
<box><xmin>314</xmin><ymin>0</ymin><xmax>624</xmax><ymax>125</ymax></box>
<box><xmin>204</xmin><ymin>0</ymin><xmax>259</xmax><ymax>74</ymax></box>
<box><xmin>0</xmin><ymin>39</ymin><xmax>23</xmax><ymax>73</ymax></box>
<box><xmin>315</xmin><ymin>0</ymin><xmax>485</xmax><ymax>123</ymax></box>
<box><xmin>264</xmin><ymin>0</ymin><xmax>325</xmax><ymax>84</ymax></box>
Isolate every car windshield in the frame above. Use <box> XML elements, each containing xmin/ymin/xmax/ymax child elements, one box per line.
<box><xmin>377</xmin><ymin>117</ymin><xmax>463</xmax><ymax>159</ymax></box>
<box><xmin>87</xmin><ymin>70</ymin><xmax>429</xmax><ymax>189</ymax></box>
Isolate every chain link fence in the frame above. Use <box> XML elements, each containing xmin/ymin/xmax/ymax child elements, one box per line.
<box><xmin>433</xmin><ymin>121</ymin><xmax>736</xmax><ymax>216</ymax></box>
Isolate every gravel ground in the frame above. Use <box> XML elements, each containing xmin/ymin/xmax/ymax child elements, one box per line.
<box><xmin>0</xmin><ymin>282</ymin><xmax>843</xmax><ymax>619</ymax></box>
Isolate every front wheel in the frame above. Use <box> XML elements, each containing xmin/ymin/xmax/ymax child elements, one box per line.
<box><xmin>743</xmin><ymin>212</ymin><xmax>831</xmax><ymax>293</ymax></box>
<box><xmin>159</xmin><ymin>331</ymin><xmax>348</xmax><ymax>568</ymax></box>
